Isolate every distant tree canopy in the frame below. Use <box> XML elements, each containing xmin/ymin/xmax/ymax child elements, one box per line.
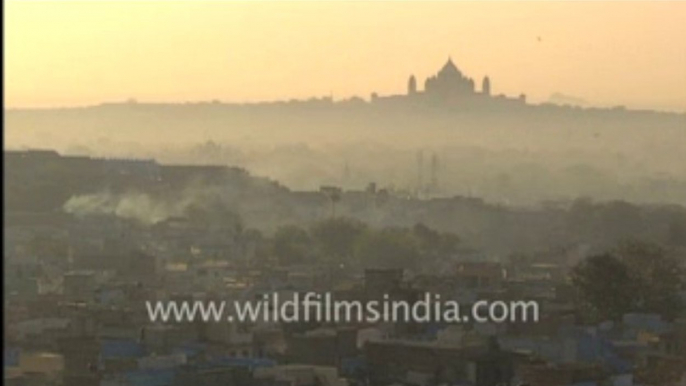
<box><xmin>571</xmin><ymin>240</ymin><xmax>684</xmax><ymax>322</ymax></box>
<box><xmin>668</xmin><ymin>217</ymin><xmax>686</xmax><ymax>247</ymax></box>
<box><xmin>354</xmin><ymin>228</ymin><xmax>420</xmax><ymax>270</ymax></box>
<box><xmin>271</xmin><ymin>218</ymin><xmax>460</xmax><ymax>270</ymax></box>
<box><xmin>272</xmin><ymin>225</ymin><xmax>312</xmax><ymax>265</ymax></box>
<box><xmin>617</xmin><ymin>240</ymin><xmax>684</xmax><ymax>319</ymax></box>
<box><xmin>310</xmin><ymin>217</ymin><xmax>367</xmax><ymax>264</ymax></box>
<box><xmin>565</xmin><ymin>198</ymin><xmax>686</xmax><ymax>249</ymax></box>
<box><xmin>571</xmin><ymin>253</ymin><xmax>635</xmax><ymax>322</ymax></box>
<box><xmin>413</xmin><ymin>223</ymin><xmax>460</xmax><ymax>261</ymax></box>
<box><xmin>185</xmin><ymin>201</ymin><xmax>243</xmax><ymax>234</ymax></box>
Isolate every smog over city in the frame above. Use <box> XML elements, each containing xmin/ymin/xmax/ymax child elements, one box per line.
<box><xmin>4</xmin><ymin>2</ymin><xmax>686</xmax><ymax>385</ymax></box>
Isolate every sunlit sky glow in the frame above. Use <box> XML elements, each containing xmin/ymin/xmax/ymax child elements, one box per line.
<box><xmin>5</xmin><ymin>1</ymin><xmax>686</xmax><ymax>111</ymax></box>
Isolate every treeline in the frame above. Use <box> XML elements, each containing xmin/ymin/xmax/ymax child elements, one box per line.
<box><xmin>268</xmin><ymin>218</ymin><xmax>460</xmax><ymax>271</ymax></box>
<box><xmin>571</xmin><ymin>240</ymin><xmax>685</xmax><ymax>321</ymax></box>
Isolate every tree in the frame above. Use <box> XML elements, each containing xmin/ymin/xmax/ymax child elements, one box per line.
<box><xmin>571</xmin><ymin>241</ymin><xmax>685</xmax><ymax>322</ymax></box>
<box><xmin>272</xmin><ymin>225</ymin><xmax>312</xmax><ymax>266</ymax></box>
<box><xmin>241</xmin><ymin>229</ymin><xmax>268</xmax><ymax>265</ymax></box>
<box><xmin>668</xmin><ymin>217</ymin><xmax>686</xmax><ymax>247</ymax></box>
<box><xmin>571</xmin><ymin>253</ymin><xmax>636</xmax><ymax>322</ymax></box>
<box><xmin>311</xmin><ymin>217</ymin><xmax>367</xmax><ymax>265</ymax></box>
<box><xmin>615</xmin><ymin>240</ymin><xmax>684</xmax><ymax>320</ymax></box>
<box><xmin>355</xmin><ymin>228</ymin><xmax>420</xmax><ymax>270</ymax></box>
<box><xmin>412</xmin><ymin>223</ymin><xmax>460</xmax><ymax>262</ymax></box>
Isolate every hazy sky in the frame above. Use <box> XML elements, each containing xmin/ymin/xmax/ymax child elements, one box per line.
<box><xmin>6</xmin><ymin>1</ymin><xmax>686</xmax><ymax>111</ymax></box>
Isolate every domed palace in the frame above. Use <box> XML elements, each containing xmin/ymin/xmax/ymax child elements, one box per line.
<box><xmin>422</xmin><ymin>57</ymin><xmax>478</xmax><ymax>98</ymax></box>
<box><xmin>372</xmin><ymin>57</ymin><xmax>526</xmax><ymax>107</ymax></box>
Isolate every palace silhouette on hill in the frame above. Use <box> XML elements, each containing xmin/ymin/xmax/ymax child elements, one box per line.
<box><xmin>371</xmin><ymin>57</ymin><xmax>527</xmax><ymax>108</ymax></box>
<box><xmin>27</xmin><ymin>56</ymin><xmax>683</xmax><ymax>115</ymax></box>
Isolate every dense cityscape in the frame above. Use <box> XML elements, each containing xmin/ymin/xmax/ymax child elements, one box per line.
<box><xmin>4</xmin><ymin>145</ymin><xmax>685</xmax><ymax>385</ymax></box>
<box><xmin>5</xmin><ymin>2</ymin><xmax>686</xmax><ymax>385</ymax></box>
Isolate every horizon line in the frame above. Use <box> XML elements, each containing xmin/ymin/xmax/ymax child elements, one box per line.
<box><xmin>5</xmin><ymin>97</ymin><xmax>686</xmax><ymax>115</ymax></box>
